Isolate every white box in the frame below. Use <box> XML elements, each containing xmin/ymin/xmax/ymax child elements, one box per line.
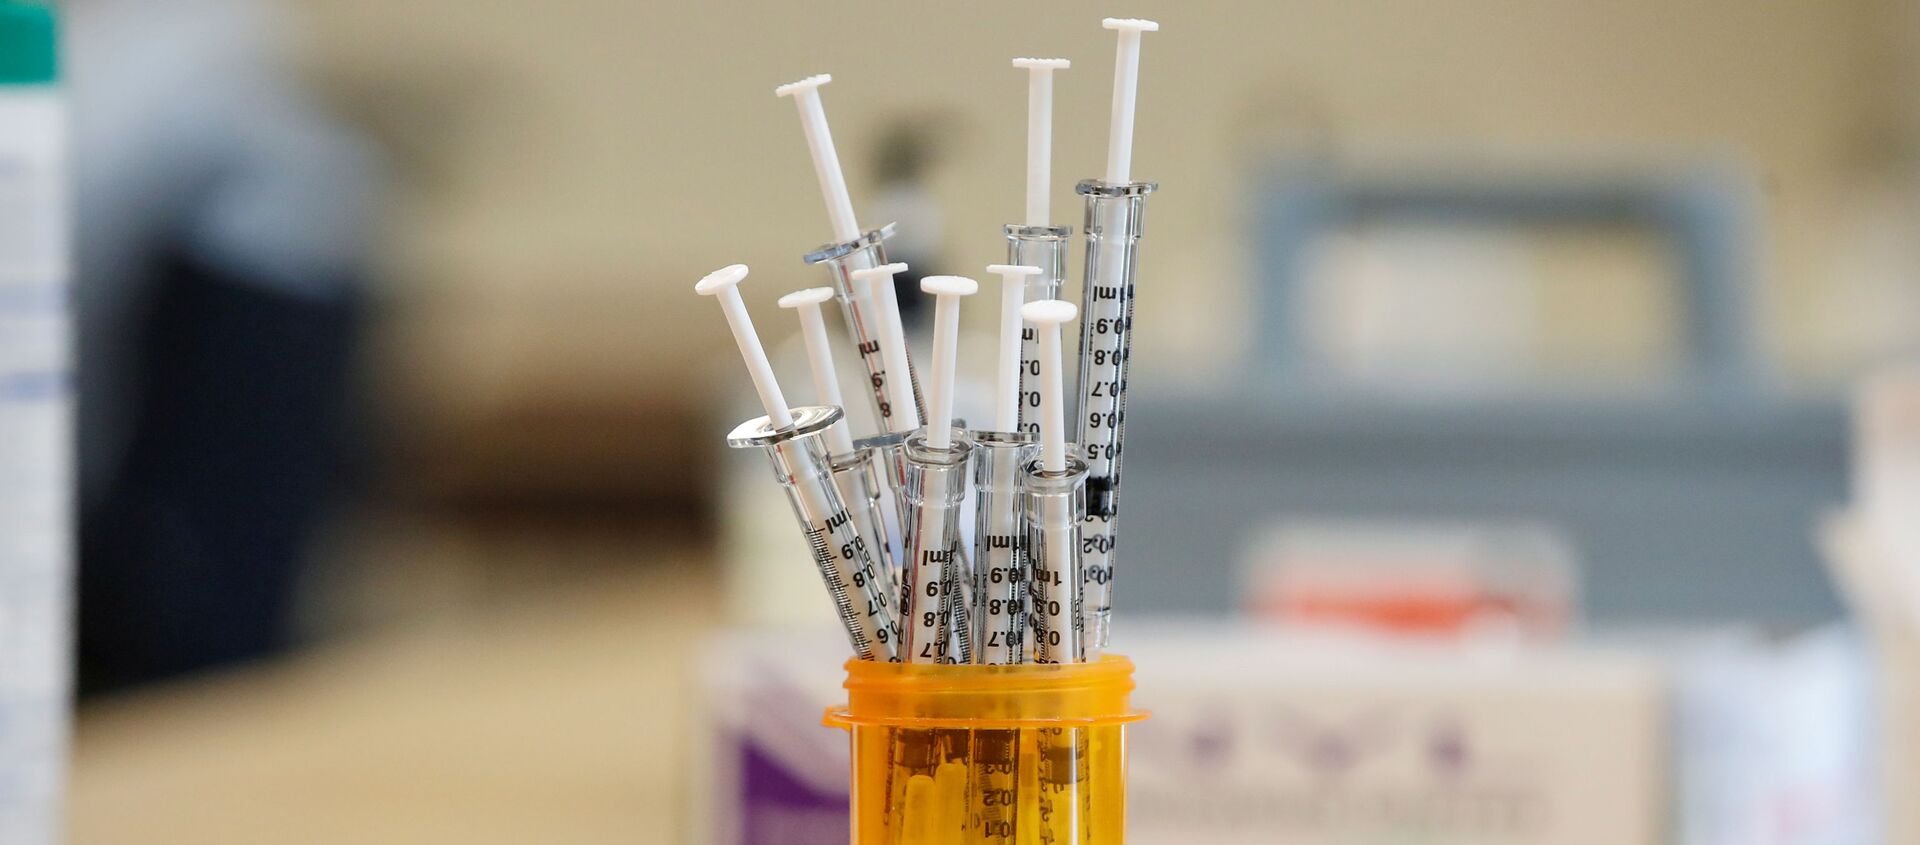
<box><xmin>690</xmin><ymin>624</ymin><xmax>1671</xmax><ymax>845</ymax></box>
<box><xmin>1120</xmin><ymin>624</ymin><xmax>1666</xmax><ymax>845</ymax></box>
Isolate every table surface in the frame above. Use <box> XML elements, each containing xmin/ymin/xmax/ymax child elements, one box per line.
<box><xmin>68</xmin><ymin>557</ymin><xmax>715</xmax><ymax>845</ymax></box>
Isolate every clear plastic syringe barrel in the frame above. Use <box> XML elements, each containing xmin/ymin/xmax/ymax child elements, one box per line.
<box><xmin>968</xmin><ymin>431</ymin><xmax>1034</xmax><ymax>845</ymax></box>
<box><xmin>898</xmin><ymin>431</ymin><xmax>974</xmax><ymax>664</ymax></box>
<box><xmin>804</xmin><ymin>223</ymin><xmax>928</xmax><ymax>429</ymax></box>
<box><xmin>970</xmin><ymin>431</ymin><xmax>1034</xmax><ymax>665</ymax></box>
<box><xmin>1021</xmin><ymin>455</ymin><xmax>1089</xmax><ymax>665</ymax></box>
<box><xmin>830</xmin><ymin>446</ymin><xmax>901</xmax><ymax>619</ymax></box>
<box><xmin>859</xmin><ymin>427</ymin><xmax>974</xmax><ymax>665</ymax></box>
<box><xmin>729</xmin><ymin>407</ymin><xmax>899</xmax><ymax>662</ymax></box>
<box><xmin>1004</xmin><ymin>225</ymin><xmax>1072</xmax><ymax>437</ymax></box>
<box><xmin>866</xmin><ymin>424</ymin><xmax>977</xmax><ymax>664</ymax></box>
<box><xmin>1072</xmin><ymin>180</ymin><xmax>1155</xmax><ymax>656</ymax></box>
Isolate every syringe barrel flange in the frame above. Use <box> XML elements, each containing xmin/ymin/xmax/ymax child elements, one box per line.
<box><xmin>728</xmin><ymin>406</ymin><xmax>900</xmax><ymax>662</ymax></box>
<box><xmin>802</xmin><ymin>223</ymin><xmax>927</xmax><ymax>430</ymax></box>
<box><xmin>1004</xmin><ymin>223</ymin><xmax>1072</xmax><ymax>264</ymax></box>
<box><xmin>1005</xmin><ymin>225</ymin><xmax>1073</xmax><ymax>437</ymax></box>
<box><xmin>969</xmin><ymin>430</ymin><xmax>1037</xmax><ymax>665</ymax></box>
<box><xmin>971</xmin><ymin>431</ymin><xmax>1034</xmax><ymax>503</ymax></box>
<box><xmin>727</xmin><ymin>404</ymin><xmax>844</xmax><ymax>480</ymax></box>
<box><xmin>1020</xmin><ymin>455</ymin><xmax>1089</xmax><ymax>665</ymax></box>
<box><xmin>802</xmin><ymin>221</ymin><xmax>898</xmax><ymax>275</ymax></box>
<box><xmin>1004</xmin><ymin>225</ymin><xmax>1071</xmax><ymax>307</ymax></box>
<box><xmin>828</xmin><ymin>443</ymin><xmax>891</xmax><ymax>523</ymax></box>
<box><xmin>1076</xmin><ymin>179</ymin><xmax>1156</xmax><ymax>242</ymax></box>
<box><xmin>897</xmin><ymin>431</ymin><xmax>974</xmax><ymax>664</ymax></box>
<box><xmin>1082</xmin><ymin>178</ymin><xmax>1152</xmax><ymax>242</ymax></box>
<box><xmin>853</xmin><ymin>428</ymin><xmax>910</xmax><ymax>505</ymax></box>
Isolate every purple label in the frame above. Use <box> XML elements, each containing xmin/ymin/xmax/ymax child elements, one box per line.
<box><xmin>738</xmin><ymin>732</ymin><xmax>849</xmax><ymax>845</ymax></box>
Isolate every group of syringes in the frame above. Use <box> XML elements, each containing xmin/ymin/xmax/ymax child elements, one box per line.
<box><xmin>698</xmin><ymin>18</ymin><xmax>1159</xmax><ymax>671</ymax></box>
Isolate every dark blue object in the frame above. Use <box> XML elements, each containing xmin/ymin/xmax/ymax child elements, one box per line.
<box><xmin>78</xmin><ymin>249</ymin><xmax>361</xmax><ymax>693</ymax></box>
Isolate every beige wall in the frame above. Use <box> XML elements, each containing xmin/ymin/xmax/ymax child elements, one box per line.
<box><xmin>294</xmin><ymin>0</ymin><xmax>1911</xmax><ymax>460</ymax></box>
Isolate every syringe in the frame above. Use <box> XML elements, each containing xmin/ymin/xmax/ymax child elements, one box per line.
<box><xmin>966</xmin><ymin>265</ymin><xmax>1041</xmax><ymax>845</ymax></box>
<box><xmin>1021</xmin><ymin>299</ymin><xmax>1088</xmax><ymax>665</ymax></box>
<box><xmin>896</xmin><ymin>275</ymin><xmax>978</xmax><ymax>665</ymax></box>
<box><xmin>697</xmin><ymin>264</ymin><xmax>898</xmax><ymax>662</ymax></box>
<box><xmin>884</xmin><ymin>276</ymin><xmax>981</xmax><ymax>845</ymax></box>
<box><xmin>850</xmin><ymin>261</ymin><xmax>923</xmax><ymax>446</ymax></box>
<box><xmin>852</xmin><ymin>261</ymin><xmax>975</xmax><ymax>664</ymax></box>
<box><xmin>778</xmin><ymin>75</ymin><xmax>927</xmax><ymax>431</ymax></box>
<box><xmin>1007</xmin><ymin>58</ymin><xmax>1073</xmax><ymax>438</ymax></box>
<box><xmin>1019</xmin><ymin>298</ymin><xmax>1095</xmax><ymax>845</ymax></box>
<box><xmin>845</xmin><ymin>261</ymin><xmax>921</xmax><ymax>503</ymax></box>
<box><xmin>780</xmin><ymin>286</ymin><xmax>902</xmax><ymax>619</ymax></box>
<box><xmin>973</xmin><ymin>264</ymin><xmax>1041</xmax><ymax>666</ymax></box>
<box><xmin>1075</xmin><ymin>18</ymin><xmax>1159</xmax><ymax>656</ymax></box>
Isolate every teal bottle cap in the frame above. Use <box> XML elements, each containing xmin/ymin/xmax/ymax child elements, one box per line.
<box><xmin>0</xmin><ymin>2</ymin><xmax>56</xmax><ymax>85</ymax></box>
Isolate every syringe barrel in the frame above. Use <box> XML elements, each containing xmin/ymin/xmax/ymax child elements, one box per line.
<box><xmin>804</xmin><ymin>224</ymin><xmax>927</xmax><ymax>431</ymax></box>
<box><xmin>868</xmin><ymin>427</ymin><xmax>979</xmax><ymax>664</ymax></box>
<box><xmin>730</xmin><ymin>408</ymin><xmax>899</xmax><ymax>662</ymax></box>
<box><xmin>1020</xmin><ymin>456</ymin><xmax>1089</xmax><ymax>665</ymax></box>
<box><xmin>970</xmin><ymin>432</ymin><xmax>1034</xmax><ymax>665</ymax></box>
<box><xmin>826</xmin><ymin>657</ymin><xmax>1142</xmax><ymax>845</ymax></box>
<box><xmin>1004</xmin><ymin>225</ymin><xmax>1072</xmax><ymax>437</ymax></box>
<box><xmin>1073</xmin><ymin>179</ymin><xmax>1155</xmax><ymax>657</ymax></box>
<box><xmin>830</xmin><ymin>446</ymin><xmax>900</xmax><ymax>619</ymax></box>
<box><xmin>898</xmin><ymin>431</ymin><xmax>974</xmax><ymax>664</ymax></box>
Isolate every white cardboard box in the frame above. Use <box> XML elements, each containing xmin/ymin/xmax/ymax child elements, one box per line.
<box><xmin>1120</xmin><ymin>625</ymin><xmax>1666</xmax><ymax>845</ymax></box>
<box><xmin>690</xmin><ymin>623</ymin><xmax>1671</xmax><ymax>845</ymax></box>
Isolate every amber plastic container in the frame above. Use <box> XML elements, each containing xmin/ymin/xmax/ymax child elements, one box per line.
<box><xmin>824</xmin><ymin>656</ymin><xmax>1143</xmax><ymax>845</ymax></box>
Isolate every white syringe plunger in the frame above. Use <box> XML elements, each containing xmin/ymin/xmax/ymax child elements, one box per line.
<box><xmin>920</xmin><ymin>275</ymin><xmax>979</xmax><ymax>451</ymax></box>
<box><xmin>848</xmin><ymin>262</ymin><xmax>921</xmax><ymax>433</ymax></box>
<box><xmin>1022</xmin><ymin>299</ymin><xmax>1078</xmax><ymax>473</ymax></box>
<box><xmin>1100</xmin><ymin>18</ymin><xmax>1159</xmax><ymax>185</ymax></box>
<box><xmin>779</xmin><ymin>286</ymin><xmax>857</xmax><ymax>455</ymax></box>
<box><xmin>776</xmin><ymin>74</ymin><xmax>862</xmax><ymax>243</ymax></box>
<box><xmin>696</xmin><ymin>264</ymin><xmax>795</xmax><ymax>430</ymax></box>
<box><xmin>1012</xmin><ymin>58</ymin><xmax>1070</xmax><ymax>226</ymax></box>
<box><xmin>985</xmin><ymin>264</ymin><xmax>1041</xmax><ymax>432</ymax></box>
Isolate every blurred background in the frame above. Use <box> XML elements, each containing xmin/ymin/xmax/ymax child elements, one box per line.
<box><xmin>13</xmin><ymin>0</ymin><xmax>1920</xmax><ymax>842</ymax></box>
